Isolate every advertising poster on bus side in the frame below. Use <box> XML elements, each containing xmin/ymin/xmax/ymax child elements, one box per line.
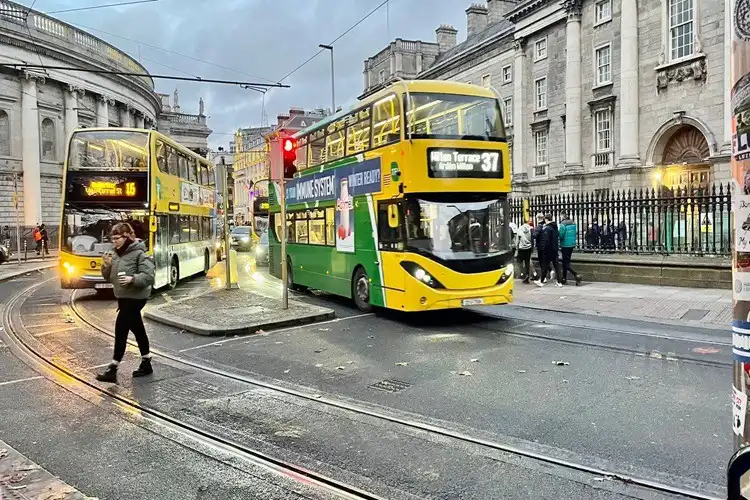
<box><xmin>335</xmin><ymin>177</ymin><xmax>354</xmax><ymax>253</ymax></box>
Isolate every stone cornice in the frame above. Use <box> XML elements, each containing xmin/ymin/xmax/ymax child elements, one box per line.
<box><xmin>561</xmin><ymin>0</ymin><xmax>582</xmax><ymax>19</ymax></box>
<box><xmin>587</xmin><ymin>94</ymin><xmax>617</xmax><ymax>112</ymax></box>
<box><xmin>507</xmin><ymin>0</ymin><xmax>551</xmax><ymax>23</ymax></box>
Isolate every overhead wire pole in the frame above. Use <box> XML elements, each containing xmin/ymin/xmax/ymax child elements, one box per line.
<box><xmin>318</xmin><ymin>44</ymin><xmax>335</xmax><ymax>112</ymax></box>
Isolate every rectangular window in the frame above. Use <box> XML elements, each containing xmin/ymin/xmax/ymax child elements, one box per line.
<box><xmin>202</xmin><ymin>217</ymin><xmax>211</xmax><ymax>241</ymax></box>
<box><xmin>167</xmin><ymin>147</ymin><xmax>179</xmax><ymax>176</ymax></box>
<box><xmin>372</xmin><ymin>94</ymin><xmax>401</xmax><ymax>148</ymax></box>
<box><xmin>503</xmin><ymin>98</ymin><xmax>512</xmax><ymax>126</ymax></box>
<box><xmin>595</xmin><ymin>109</ymin><xmax>612</xmax><ymax>152</ymax></box>
<box><xmin>208</xmin><ymin>166</ymin><xmax>215</xmax><ymax>187</ymax></box>
<box><xmin>669</xmin><ymin>0</ymin><xmax>694</xmax><ymax>60</ymax></box>
<box><xmin>481</xmin><ymin>74</ymin><xmax>491</xmax><ymax>88</ymax></box>
<box><xmin>308</xmin><ymin>209</ymin><xmax>326</xmax><ymax>245</ymax></box>
<box><xmin>179</xmin><ymin>215</ymin><xmax>190</xmax><ymax>243</ymax></box>
<box><xmin>294</xmin><ymin>213</ymin><xmax>308</xmax><ymax>244</ymax></box>
<box><xmin>346</xmin><ymin>109</ymin><xmax>372</xmax><ymax>156</ymax></box>
<box><xmin>326</xmin><ymin>125</ymin><xmax>345</xmax><ymax>161</ymax></box>
<box><xmin>535</xmin><ymin>130</ymin><xmax>548</xmax><ymax>166</ymax></box>
<box><xmin>378</xmin><ymin>69</ymin><xmax>385</xmax><ymax>83</ymax></box>
<box><xmin>178</xmin><ymin>155</ymin><xmax>188</xmax><ymax>180</ymax></box>
<box><xmin>534</xmin><ymin>37</ymin><xmax>547</xmax><ymax>61</ymax></box>
<box><xmin>155</xmin><ymin>140</ymin><xmax>167</xmax><ymax>173</ymax></box>
<box><xmin>189</xmin><ymin>215</ymin><xmax>200</xmax><ymax>241</ymax></box>
<box><xmin>595</xmin><ymin>0</ymin><xmax>612</xmax><ymax>23</ymax></box>
<box><xmin>535</xmin><ymin>78</ymin><xmax>547</xmax><ymax>110</ymax></box>
<box><xmin>169</xmin><ymin>215</ymin><xmax>180</xmax><ymax>244</ymax></box>
<box><xmin>326</xmin><ymin>207</ymin><xmax>335</xmax><ymax>245</ymax></box>
<box><xmin>502</xmin><ymin>65</ymin><xmax>512</xmax><ymax>83</ymax></box>
<box><xmin>377</xmin><ymin>202</ymin><xmax>403</xmax><ymax>251</ymax></box>
<box><xmin>595</xmin><ymin>44</ymin><xmax>612</xmax><ymax>85</ymax></box>
<box><xmin>187</xmin><ymin>158</ymin><xmax>197</xmax><ymax>183</ymax></box>
<box><xmin>198</xmin><ymin>163</ymin><xmax>208</xmax><ymax>186</ymax></box>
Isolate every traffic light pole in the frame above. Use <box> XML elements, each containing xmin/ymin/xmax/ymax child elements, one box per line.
<box><xmin>279</xmin><ymin>177</ymin><xmax>288</xmax><ymax>310</ymax></box>
<box><xmin>221</xmin><ymin>158</ymin><xmax>232</xmax><ymax>291</ymax></box>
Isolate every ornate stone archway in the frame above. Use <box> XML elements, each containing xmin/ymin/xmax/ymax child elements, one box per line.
<box><xmin>662</xmin><ymin>125</ymin><xmax>711</xmax><ymax>164</ymax></box>
<box><xmin>645</xmin><ymin>114</ymin><xmax>717</xmax><ymax>167</ymax></box>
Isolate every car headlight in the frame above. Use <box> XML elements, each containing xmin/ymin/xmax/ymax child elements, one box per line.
<box><xmin>241</xmin><ymin>237</ymin><xmax>250</xmax><ymax>243</ymax></box>
<box><xmin>400</xmin><ymin>261</ymin><xmax>444</xmax><ymax>289</ymax></box>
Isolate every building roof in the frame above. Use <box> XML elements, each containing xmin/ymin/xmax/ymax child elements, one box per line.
<box><xmin>433</xmin><ymin>18</ymin><xmax>513</xmax><ymax>67</ymax></box>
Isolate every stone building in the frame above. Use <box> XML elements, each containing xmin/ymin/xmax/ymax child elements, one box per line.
<box><xmin>0</xmin><ymin>0</ymin><xmax>211</xmax><ymax>236</ymax></box>
<box><xmin>361</xmin><ymin>0</ymin><xmax>731</xmax><ymax>196</ymax></box>
<box><xmin>157</xmin><ymin>90</ymin><xmax>212</xmax><ymax>158</ymax></box>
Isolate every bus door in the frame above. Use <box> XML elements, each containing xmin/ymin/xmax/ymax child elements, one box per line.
<box><xmin>154</xmin><ymin>215</ymin><xmax>171</xmax><ymax>288</ymax></box>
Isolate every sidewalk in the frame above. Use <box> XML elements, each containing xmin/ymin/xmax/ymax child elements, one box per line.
<box><xmin>512</xmin><ymin>279</ymin><xmax>731</xmax><ymax>330</ymax></box>
<box><xmin>144</xmin><ymin>261</ymin><xmax>335</xmax><ymax>336</ymax></box>
<box><xmin>0</xmin><ymin>259</ymin><xmax>56</xmax><ymax>282</ymax></box>
<box><xmin>0</xmin><ymin>438</ymin><xmax>89</xmax><ymax>499</ymax></box>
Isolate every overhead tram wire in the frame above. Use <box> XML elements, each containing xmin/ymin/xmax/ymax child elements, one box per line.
<box><xmin>277</xmin><ymin>0</ymin><xmax>390</xmax><ymax>83</ymax></box>
<box><xmin>0</xmin><ymin>64</ymin><xmax>290</xmax><ymax>88</ymax></box>
<box><xmin>46</xmin><ymin>0</ymin><xmax>159</xmax><ymax>15</ymax></box>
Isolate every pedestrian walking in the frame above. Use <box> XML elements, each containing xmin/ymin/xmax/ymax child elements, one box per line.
<box><xmin>535</xmin><ymin>213</ymin><xmax>563</xmax><ymax>288</ymax></box>
<box><xmin>96</xmin><ymin>222</ymin><xmax>155</xmax><ymax>383</ymax></box>
<box><xmin>515</xmin><ymin>216</ymin><xmax>534</xmax><ymax>283</ymax></box>
<box><xmin>32</xmin><ymin>225</ymin><xmax>42</xmax><ymax>255</ymax></box>
<box><xmin>532</xmin><ymin>213</ymin><xmax>545</xmax><ymax>281</ymax></box>
<box><xmin>558</xmin><ymin>212</ymin><xmax>581</xmax><ymax>286</ymax></box>
<box><xmin>39</xmin><ymin>224</ymin><xmax>49</xmax><ymax>255</ymax></box>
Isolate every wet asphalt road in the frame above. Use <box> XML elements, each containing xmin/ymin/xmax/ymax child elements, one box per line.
<box><xmin>0</xmin><ymin>260</ymin><xmax>732</xmax><ymax>499</ymax></box>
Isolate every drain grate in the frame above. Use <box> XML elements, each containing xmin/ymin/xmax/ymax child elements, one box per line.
<box><xmin>681</xmin><ymin>308</ymin><xmax>709</xmax><ymax>321</ymax></box>
<box><xmin>369</xmin><ymin>379</ymin><xmax>411</xmax><ymax>393</ymax></box>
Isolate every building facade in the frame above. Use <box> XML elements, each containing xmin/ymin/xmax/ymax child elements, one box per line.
<box><xmin>362</xmin><ymin>0</ymin><xmax>731</xmax><ymax>196</ymax></box>
<box><xmin>157</xmin><ymin>89</ymin><xmax>212</xmax><ymax>157</ymax></box>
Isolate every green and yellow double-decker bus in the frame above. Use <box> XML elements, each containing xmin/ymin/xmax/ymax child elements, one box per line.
<box><xmin>269</xmin><ymin>80</ymin><xmax>513</xmax><ymax>312</ymax></box>
<box><xmin>59</xmin><ymin>128</ymin><xmax>220</xmax><ymax>291</ymax></box>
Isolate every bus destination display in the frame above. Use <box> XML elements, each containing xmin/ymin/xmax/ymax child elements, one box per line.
<box><xmin>65</xmin><ymin>172</ymin><xmax>148</xmax><ymax>203</ymax></box>
<box><xmin>427</xmin><ymin>148</ymin><xmax>503</xmax><ymax>179</ymax></box>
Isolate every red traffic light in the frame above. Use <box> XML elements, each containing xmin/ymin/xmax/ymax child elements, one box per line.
<box><xmin>283</xmin><ymin>138</ymin><xmax>296</xmax><ymax>152</ymax></box>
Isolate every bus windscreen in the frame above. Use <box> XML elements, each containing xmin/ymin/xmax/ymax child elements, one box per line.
<box><xmin>68</xmin><ymin>130</ymin><xmax>149</xmax><ymax>172</ymax></box>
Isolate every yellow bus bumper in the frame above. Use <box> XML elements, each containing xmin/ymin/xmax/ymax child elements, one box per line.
<box><xmin>384</xmin><ymin>279</ymin><xmax>514</xmax><ymax>312</ymax></box>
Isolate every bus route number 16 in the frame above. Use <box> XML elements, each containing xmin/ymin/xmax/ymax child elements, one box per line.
<box><xmin>480</xmin><ymin>152</ymin><xmax>499</xmax><ymax>172</ymax></box>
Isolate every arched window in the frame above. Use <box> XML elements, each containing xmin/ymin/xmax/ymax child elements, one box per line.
<box><xmin>41</xmin><ymin>118</ymin><xmax>56</xmax><ymax>161</ymax></box>
<box><xmin>0</xmin><ymin>110</ymin><xmax>10</xmax><ymax>156</ymax></box>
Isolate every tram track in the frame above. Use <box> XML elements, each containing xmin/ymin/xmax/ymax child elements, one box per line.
<box><xmin>67</xmin><ymin>288</ymin><xmax>723</xmax><ymax>500</ymax></box>
<box><xmin>3</xmin><ymin>279</ymin><xmax>386</xmax><ymax>500</ymax></box>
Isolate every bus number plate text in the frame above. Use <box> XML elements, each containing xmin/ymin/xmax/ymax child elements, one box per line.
<box><xmin>462</xmin><ymin>298</ymin><xmax>484</xmax><ymax>306</ymax></box>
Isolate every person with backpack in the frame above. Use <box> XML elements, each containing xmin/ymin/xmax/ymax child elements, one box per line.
<box><xmin>535</xmin><ymin>213</ymin><xmax>563</xmax><ymax>288</ymax></box>
<box><xmin>515</xmin><ymin>216</ymin><xmax>534</xmax><ymax>284</ymax></box>
<box><xmin>39</xmin><ymin>224</ymin><xmax>49</xmax><ymax>255</ymax></box>
<box><xmin>96</xmin><ymin>222</ymin><xmax>155</xmax><ymax>383</ymax></box>
<box><xmin>558</xmin><ymin>211</ymin><xmax>582</xmax><ymax>286</ymax></box>
<box><xmin>32</xmin><ymin>225</ymin><xmax>42</xmax><ymax>255</ymax></box>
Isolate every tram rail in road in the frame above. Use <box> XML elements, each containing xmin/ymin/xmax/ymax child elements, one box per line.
<box><xmin>66</xmin><ymin>288</ymin><xmax>723</xmax><ymax>500</ymax></box>
<box><xmin>2</xmin><ymin>278</ymin><xmax>385</xmax><ymax>500</ymax></box>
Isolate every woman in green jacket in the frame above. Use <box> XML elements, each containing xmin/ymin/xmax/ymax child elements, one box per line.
<box><xmin>96</xmin><ymin>222</ymin><xmax>156</xmax><ymax>383</ymax></box>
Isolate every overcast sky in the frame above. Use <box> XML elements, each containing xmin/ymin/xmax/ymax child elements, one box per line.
<box><xmin>21</xmin><ymin>0</ymin><xmax>469</xmax><ymax>148</ymax></box>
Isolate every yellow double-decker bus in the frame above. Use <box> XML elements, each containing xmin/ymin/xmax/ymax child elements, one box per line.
<box><xmin>59</xmin><ymin>128</ymin><xmax>220</xmax><ymax>291</ymax></box>
<box><xmin>268</xmin><ymin>80</ymin><xmax>513</xmax><ymax>312</ymax></box>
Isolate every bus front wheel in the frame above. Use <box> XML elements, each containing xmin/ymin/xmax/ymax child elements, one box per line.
<box><xmin>352</xmin><ymin>267</ymin><xmax>372</xmax><ymax>312</ymax></box>
<box><xmin>168</xmin><ymin>257</ymin><xmax>179</xmax><ymax>290</ymax></box>
<box><xmin>286</xmin><ymin>257</ymin><xmax>307</xmax><ymax>292</ymax></box>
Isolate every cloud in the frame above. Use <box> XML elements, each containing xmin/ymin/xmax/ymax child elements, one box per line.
<box><xmin>25</xmin><ymin>0</ymin><xmax>469</xmax><ymax>148</ymax></box>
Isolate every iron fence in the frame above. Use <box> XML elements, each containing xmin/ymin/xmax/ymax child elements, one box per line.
<box><xmin>509</xmin><ymin>184</ymin><xmax>732</xmax><ymax>257</ymax></box>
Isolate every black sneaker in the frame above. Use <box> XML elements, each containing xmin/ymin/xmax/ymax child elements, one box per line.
<box><xmin>132</xmin><ymin>358</ymin><xmax>153</xmax><ymax>378</ymax></box>
<box><xmin>96</xmin><ymin>365</ymin><xmax>118</xmax><ymax>383</ymax></box>
<box><xmin>575</xmin><ymin>275</ymin><xmax>582</xmax><ymax>286</ymax></box>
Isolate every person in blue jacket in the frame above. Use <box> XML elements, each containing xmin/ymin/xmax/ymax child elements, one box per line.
<box><xmin>558</xmin><ymin>211</ymin><xmax>582</xmax><ymax>286</ymax></box>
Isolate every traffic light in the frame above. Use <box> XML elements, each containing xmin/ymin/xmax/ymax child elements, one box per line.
<box><xmin>282</xmin><ymin>137</ymin><xmax>297</xmax><ymax>179</ymax></box>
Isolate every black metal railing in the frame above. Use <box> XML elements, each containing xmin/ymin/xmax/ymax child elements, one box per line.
<box><xmin>509</xmin><ymin>184</ymin><xmax>732</xmax><ymax>256</ymax></box>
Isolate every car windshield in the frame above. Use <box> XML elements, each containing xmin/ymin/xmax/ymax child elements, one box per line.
<box><xmin>403</xmin><ymin>194</ymin><xmax>509</xmax><ymax>260</ymax></box>
<box><xmin>405</xmin><ymin>93</ymin><xmax>506</xmax><ymax>141</ymax></box>
<box><xmin>232</xmin><ymin>227</ymin><xmax>251</xmax><ymax>235</ymax></box>
<box><xmin>67</xmin><ymin>130</ymin><xmax>150</xmax><ymax>172</ymax></box>
<box><xmin>254</xmin><ymin>216</ymin><xmax>269</xmax><ymax>234</ymax></box>
<box><xmin>62</xmin><ymin>206</ymin><xmax>149</xmax><ymax>256</ymax></box>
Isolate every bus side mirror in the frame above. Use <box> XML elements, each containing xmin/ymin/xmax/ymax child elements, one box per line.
<box><xmin>387</xmin><ymin>205</ymin><xmax>399</xmax><ymax>228</ymax></box>
<box><xmin>728</xmin><ymin>445</ymin><xmax>750</xmax><ymax>499</ymax></box>
<box><xmin>149</xmin><ymin>216</ymin><xmax>157</xmax><ymax>233</ymax></box>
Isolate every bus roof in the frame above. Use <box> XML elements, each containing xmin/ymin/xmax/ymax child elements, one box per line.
<box><xmin>292</xmin><ymin>79</ymin><xmax>499</xmax><ymax>139</ymax></box>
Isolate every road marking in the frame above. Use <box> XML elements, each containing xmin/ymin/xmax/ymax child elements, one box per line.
<box><xmin>23</xmin><ymin>312</ymin><xmax>65</xmax><ymax>316</ymax></box>
<box><xmin>33</xmin><ymin>326</ymin><xmax>79</xmax><ymax>337</ymax></box>
<box><xmin>0</xmin><ymin>375</ymin><xmax>43</xmax><ymax>387</ymax></box>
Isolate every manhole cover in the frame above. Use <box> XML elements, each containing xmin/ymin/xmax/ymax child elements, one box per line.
<box><xmin>369</xmin><ymin>379</ymin><xmax>411</xmax><ymax>393</ymax></box>
<box><xmin>681</xmin><ymin>309</ymin><xmax>709</xmax><ymax>321</ymax></box>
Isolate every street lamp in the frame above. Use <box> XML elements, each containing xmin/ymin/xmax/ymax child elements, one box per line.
<box><xmin>319</xmin><ymin>44</ymin><xmax>335</xmax><ymax>113</ymax></box>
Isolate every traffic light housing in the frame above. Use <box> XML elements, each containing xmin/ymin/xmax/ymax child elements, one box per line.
<box><xmin>282</xmin><ymin>137</ymin><xmax>297</xmax><ymax>179</ymax></box>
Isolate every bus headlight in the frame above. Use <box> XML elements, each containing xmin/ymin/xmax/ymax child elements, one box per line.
<box><xmin>497</xmin><ymin>264</ymin><xmax>514</xmax><ymax>284</ymax></box>
<box><xmin>400</xmin><ymin>261</ymin><xmax>444</xmax><ymax>289</ymax></box>
<box><xmin>62</xmin><ymin>261</ymin><xmax>76</xmax><ymax>275</ymax></box>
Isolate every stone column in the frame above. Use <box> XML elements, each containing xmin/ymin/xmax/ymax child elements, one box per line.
<box><xmin>512</xmin><ymin>38</ymin><xmax>526</xmax><ymax>180</ymax></box>
<box><xmin>618</xmin><ymin>0</ymin><xmax>640</xmax><ymax>166</ymax></box>
<box><xmin>64</xmin><ymin>85</ymin><xmax>82</xmax><ymax>143</ymax></box>
<box><xmin>119</xmin><ymin>104</ymin><xmax>132</xmax><ymax>128</ymax></box>
<box><xmin>563</xmin><ymin>0</ymin><xmax>583</xmax><ymax>172</ymax></box>
<box><xmin>96</xmin><ymin>95</ymin><xmax>109</xmax><ymax>127</ymax></box>
<box><xmin>21</xmin><ymin>72</ymin><xmax>42</xmax><ymax>226</ymax></box>
<box><xmin>724</xmin><ymin>0</ymin><xmax>732</xmax><ymax>151</ymax></box>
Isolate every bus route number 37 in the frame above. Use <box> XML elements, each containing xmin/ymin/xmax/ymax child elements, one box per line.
<box><xmin>480</xmin><ymin>152</ymin><xmax>499</xmax><ymax>172</ymax></box>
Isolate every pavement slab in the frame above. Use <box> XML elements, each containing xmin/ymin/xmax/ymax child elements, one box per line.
<box><xmin>143</xmin><ymin>288</ymin><xmax>335</xmax><ymax>336</ymax></box>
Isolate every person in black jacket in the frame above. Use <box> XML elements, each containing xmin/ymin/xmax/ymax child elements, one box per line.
<box><xmin>531</xmin><ymin>213</ymin><xmax>544</xmax><ymax>281</ymax></box>
<box><xmin>535</xmin><ymin>213</ymin><xmax>563</xmax><ymax>287</ymax></box>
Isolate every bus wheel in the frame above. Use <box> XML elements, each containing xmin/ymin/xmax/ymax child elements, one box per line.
<box><xmin>286</xmin><ymin>257</ymin><xmax>307</xmax><ymax>292</ymax></box>
<box><xmin>168</xmin><ymin>257</ymin><xmax>179</xmax><ymax>290</ymax></box>
<box><xmin>352</xmin><ymin>267</ymin><xmax>372</xmax><ymax>312</ymax></box>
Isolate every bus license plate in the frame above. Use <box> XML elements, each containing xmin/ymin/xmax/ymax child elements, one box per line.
<box><xmin>462</xmin><ymin>298</ymin><xmax>484</xmax><ymax>306</ymax></box>
<box><xmin>94</xmin><ymin>283</ymin><xmax>113</xmax><ymax>289</ymax></box>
